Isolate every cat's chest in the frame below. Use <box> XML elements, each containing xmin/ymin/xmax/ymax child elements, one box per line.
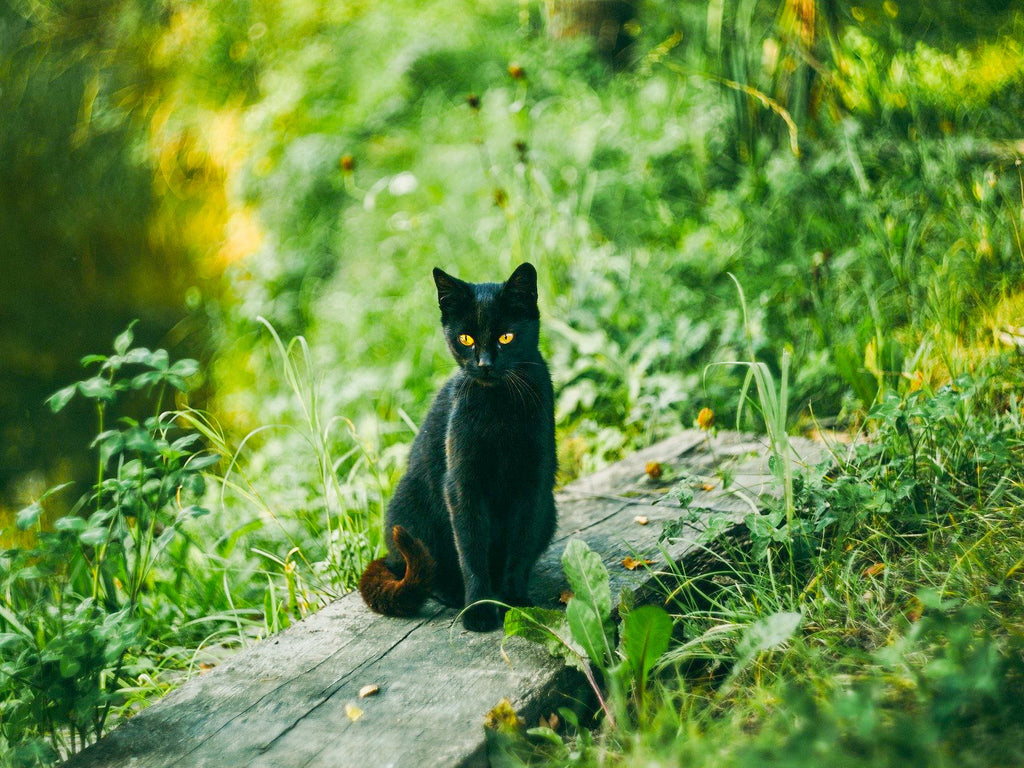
<box><xmin>445</xmin><ymin>390</ymin><xmax>542</xmax><ymax>462</ymax></box>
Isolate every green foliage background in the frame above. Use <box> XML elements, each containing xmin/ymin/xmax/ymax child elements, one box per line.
<box><xmin>2</xmin><ymin>0</ymin><xmax>1024</xmax><ymax>764</ymax></box>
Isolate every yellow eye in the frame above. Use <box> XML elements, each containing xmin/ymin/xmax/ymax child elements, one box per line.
<box><xmin>498</xmin><ymin>332</ymin><xmax>515</xmax><ymax>345</ymax></box>
<box><xmin>458</xmin><ymin>334</ymin><xmax>475</xmax><ymax>347</ymax></box>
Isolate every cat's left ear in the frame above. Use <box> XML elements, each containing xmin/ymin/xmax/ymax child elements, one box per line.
<box><xmin>502</xmin><ymin>263</ymin><xmax>539</xmax><ymax>316</ymax></box>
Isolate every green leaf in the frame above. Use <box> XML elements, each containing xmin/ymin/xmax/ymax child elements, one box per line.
<box><xmin>55</xmin><ymin>516</ymin><xmax>87</xmax><ymax>534</ymax></box>
<box><xmin>123</xmin><ymin>347</ymin><xmax>153</xmax><ymax>365</ymax></box>
<box><xmin>113</xmin><ymin>323</ymin><xmax>136</xmax><ymax>356</ymax></box>
<box><xmin>0</xmin><ymin>632</ymin><xmax>27</xmax><ymax>650</ymax></box>
<box><xmin>79</xmin><ymin>526</ymin><xmax>109</xmax><ymax>547</ymax></box>
<box><xmin>185</xmin><ymin>453</ymin><xmax>220</xmax><ymax>471</ymax></box>
<box><xmin>46</xmin><ymin>384</ymin><xmax>78</xmax><ymax>413</ymax></box>
<box><xmin>561</xmin><ymin>539</ymin><xmax>611</xmax><ymax>622</ymax></box>
<box><xmin>15</xmin><ymin>503</ymin><xmax>43</xmax><ymax>530</ymax></box>
<box><xmin>524</xmin><ymin>727</ymin><xmax>564</xmax><ymax>747</ymax></box>
<box><xmin>169</xmin><ymin>358</ymin><xmax>200</xmax><ymax>378</ymax></box>
<box><xmin>503</xmin><ymin>607</ymin><xmax>585</xmax><ymax>671</ymax></box>
<box><xmin>78</xmin><ymin>376</ymin><xmax>116</xmax><ymax>402</ymax></box>
<box><xmin>59</xmin><ymin>656</ymin><xmax>82</xmax><ymax>678</ymax></box>
<box><xmin>620</xmin><ymin>605</ymin><xmax>673</xmax><ymax>682</ymax></box>
<box><xmin>130</xmin><ymin>371</ymin><xmax>165</xmax><ymax>390</ymax></box>
<box><xmin>566</xmin><ymin>598</ymin><xmax>609</xmax><ymax>669</ymax></box>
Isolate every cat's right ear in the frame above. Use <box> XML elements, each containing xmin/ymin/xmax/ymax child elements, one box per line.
<box><xmin>433</xmin><ymin>268</ymin><xmax>471</xmax><ymax>316</ymax></box>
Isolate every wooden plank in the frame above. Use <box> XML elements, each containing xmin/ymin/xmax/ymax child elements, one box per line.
<box><xmin>62</xmin><ymin>430</ymin><xmax>826</xmax><ymax>768</ymax></box>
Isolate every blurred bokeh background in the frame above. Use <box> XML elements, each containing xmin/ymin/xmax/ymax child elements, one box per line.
<box><xmin>3</xmin><ymin>0</ymin><xmax>1022</xmax><ymax>516</ymax></box>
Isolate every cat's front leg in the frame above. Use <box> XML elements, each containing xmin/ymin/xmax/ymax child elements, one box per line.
<box><xmin>500</xmin><ymin>491</ymin><xmax>557</xmax><ymax>607</ymax></box>
<box><xmin>444</xmin><ymin>475</ymin><xmax>502</xmax><ymax>632</ymax></box>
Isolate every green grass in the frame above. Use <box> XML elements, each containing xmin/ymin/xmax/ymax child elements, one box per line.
<box><xmin>499</xmin><ymin>367</ymin><xmax>1024</xmax><ymax>767</ymax></box>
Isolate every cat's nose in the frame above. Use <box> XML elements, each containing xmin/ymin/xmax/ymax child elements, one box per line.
<box><xmin>477</xmin><ymin>351</ymin><xmax>494</xmax><ymax>371</ymax></box>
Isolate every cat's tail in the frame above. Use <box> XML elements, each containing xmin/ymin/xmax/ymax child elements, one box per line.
<box><xmin>359</xmin><ymin>525</ymin><xmax>436</xmax><ymax>617</ymax></box>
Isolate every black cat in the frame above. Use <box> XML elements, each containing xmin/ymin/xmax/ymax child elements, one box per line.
<box><xmin>359</xmin><ymin>263</ymin><xmax>557</xmax><ymax>632</ymax></box>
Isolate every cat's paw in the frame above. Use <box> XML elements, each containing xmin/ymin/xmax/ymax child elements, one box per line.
<box><xmin>461</xmin><ymin>602</ymin><xmax>503</xmax><ymax>632</ymax></box>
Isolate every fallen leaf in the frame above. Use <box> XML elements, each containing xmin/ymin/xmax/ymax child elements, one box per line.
<box><xmin>559</xmin><ymin>589</ymin><xmax>574</xmax><ymax>604</ymax></box>
<box><xmin>622</xmin><ymin>556</ymin><xmax>655</xmax><ymax>571</ymax></box>
<box><xmin>358</xmin><ymin>684</ymin><xmax>380</xmax><ymax>698</ymax></box>
<box><xmin>862</xmin><ymin>562</ymin><xmax>885</xmax><ymax>578</ymax></box>
<box><xmin>645</xmin><ymin>461</ymin><xmax>663</xmax><ymax>480</ymax></box>
<box><xmin>538</xmin><ymin>712</ymin><xmax>560</xmax><ymax>730</ymax></box>
<box><xmin>906</xmin><ymin>598</ymin><xmax>924</xmax><ymax>622</ymax></box>
<box><xmin>345</xmin><ymin>703</ymin><xmax>363</xmax><ymax>722</ymax></box>
<box><xmin>634</xmin><ymin>515</ymin><xmax>649</xmax><ymax>525</ymax></box>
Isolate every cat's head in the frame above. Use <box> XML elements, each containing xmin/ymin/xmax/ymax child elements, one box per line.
<box><xmin>432</xmin><ymin>263</ymin><xmax>540</xmax><ymax>385</ymax></box>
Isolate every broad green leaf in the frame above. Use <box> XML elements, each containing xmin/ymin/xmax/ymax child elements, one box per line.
<box><xmin>150</xmin><ymin>348</ymin><xmax>169</xmax><ymax>371</ymax></box>
<box><xmin>46</xmin><ymin>384</ymin><xmax>78</xmax><ymax>413</ymax></box>
<box><xmin>54</xmin><ymin>516</ymin><xmax>87</xmax><ymax>534</ymax></box>
<box><xmin>123</xmin><ymin>347</ymin><xmax>153</xmax><ymax>365</ymax></box>
<box><xmin>566</xmin><ymin>598</ymin><xmax>609</xmax><ymax>669</ymax></box>
<box><xmin>79</xmin><ymin>526</ymin><xmax>109</xmax><ymax>547</ymax></box>
<box><xmin>169</xmin><ymin>358</ymin><xmax>200</xmax><ymax>378</ymax></box>
<box><xmin>170</xmin><ymin>433</ymin><xmax>202</xmax><ymax>452</ymax></box>
<box><xmin>130</xmin><ymin>371</ymin><xmax>165</xmax><ymax>390</ymax></box>
<box><xmin>185</xmin><ymin>453</ymin><xmax>220</xmax><ymax>471</ymax></box>
<box><xmin>59</xmin><ymin>656</ymin><xmax>81</xmax><ymax>678</ymax></box>
<box><xmin>78</xmin><ymin>376</ymin><xmax>115</xmax><ymax>402</ymax></box>
<box><xmin>113</xmin><ymin>323</ymin><xmax>136</xmax><ymax>355</ymax></box>
<box><xmin>15</xmin><ymin>503</ymin><xmax>43</xmax><ymax>530</ymax></box>
<box><xmin>0</xmin><ymin>632</ymin><xmax>27</xmax><ymax>650</ymax></box>
<box><xmin>620</xmin><ymin>605</ymin><xmax>673</xmax><ymax>681</ymax></box>
<box><xmin>561</xmin><ymin>539</ymin><xmax>611</xmax><ymax>622</ymax></box>
<box><xmin>503</xmin><ymin>606</ymin><xmax>585</xmax><ymax>671</ymax></box>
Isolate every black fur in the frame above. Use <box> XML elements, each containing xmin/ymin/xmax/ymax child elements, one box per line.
<box><xmin>359</xmin><ymin>263</ymin><xmax>557</xmax><ymax>632</ymax></box>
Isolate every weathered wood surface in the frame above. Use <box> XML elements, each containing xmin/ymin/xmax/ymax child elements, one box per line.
<box><xmin>63</xmin><ymin>429</ymin><xmax>826</xmax><ymax>768</ymax></box>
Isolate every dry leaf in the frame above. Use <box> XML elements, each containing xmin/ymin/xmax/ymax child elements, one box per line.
<box><xmin>559</xmin><ymin>589</ymin><xmax>574</xmax><ymax>604</ymax></box>
<box><xmin>622</xmin><ymin>556</ymin><xmax>655</xmax><ymax>571</ymax></box>
<box><xmin>634</xmin><ymin>515</ymin><xmax>649</xmax><ymax>526</ymax></box>
<box><xmin>862</xmin><ymin>562</ymin><xmax>885</xmax><ymax>577</ymax></box>
<box><xmin>906</xmin><ymin>598</ymin><xmax>924</xmax><ymax>622</ymax></box>
<box><xmin>345</xmin><ymin>703</ymin><xmax>364</xmax><ymax>722</ymax></box>
<box><xmin>358</xmin><ymin>684</ymin><xmax>380</xmax><ymax>698</ymax></box>
<box><xmin>538</xmin><ymin>712</ymin><xmax>560</xmax><ymax>730</ymax></box>
<box><xmin>645</xmin><ymin>461</ymin><xmax>663</xmax><ymax>480</ymax></box>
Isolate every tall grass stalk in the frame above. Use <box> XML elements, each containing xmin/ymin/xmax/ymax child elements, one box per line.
<box><xmin>702</xmin><ymin>274</ymin><xmax>807</xmax><ymax>603</ymax></box>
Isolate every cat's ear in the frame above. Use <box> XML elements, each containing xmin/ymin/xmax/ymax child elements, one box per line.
<box><xmin>433</xmin><ymin>268</ymin><xmax>472</xmax><ymax>316</ymax></box>
<box><xmin>502</xmin><ymin>263</ymin><xmax>539</xmax><ymax>317</ymax></box>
